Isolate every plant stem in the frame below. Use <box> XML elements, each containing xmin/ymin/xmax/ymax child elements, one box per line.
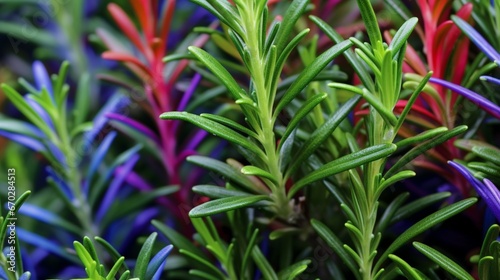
<box><xmin>241</xmin><ymin>0</ymin><xmax>291</xmax><ymax>220</ymax></box>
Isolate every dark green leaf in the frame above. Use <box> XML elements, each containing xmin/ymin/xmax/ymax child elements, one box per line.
<box><xmin>273</xmin><ymin>0</ymin><xmax>309</xmax><ymax>55</ymax></box>
<box><xmin>389</xmin><ymin>18</ymin><xmax>418</xmax><ymax>54</ymax></box>
<box><xmin>289</xmin><ymin>144</ymin><xmax>396</xmax><ymax>198</ymax></box>
<box><xmin>355</xmin><ymin>0</ymin><xmax>383</xmax><ymax>51</ymax></box>
<box><xmin>285</xmin><ymin>95</ymin><xmax>361</xmax><ymax>177</ymax></box>
<box><xmin>277</xmin><ymin>260</ymin><xmax>311</xmax><ymax>280</ymax></box>
<box><xmin>201</xmin><ymin>113</ymin><xmax>259</xmax><ymax>139</ymax></box>
<box><xmin>375</xmin><ymin>198</ymin><xmax>477</xmax><ymax>270</ymax></box>
<box><xmin>279</xmin><ymin>93</ymin><xmax>327</xmax><ymax>151</ymax></box>
<box><xmin>252</xmin><ymin>246</ymin><xmax>278</xmax><ymax>280</ymax></box>
<box><xmin>192</xmin><ymin>185</ymin><xmax>253</xmax><ymax>199</ymax></box>
<box><xmin>389</xmin><ymin>192</ymin><xmax>451</xmax><ymax>224</ymax></box>
<box><xmin>310</xmin><ymin>16</ymin><xmax>375</xmax><ymax>92</ymax></box>
<box><xmin>188</xmin><ymin>46</ymin><xmax>245</xmax><ymax>100</ymax></box>
<box><xmin>385</xmin><ymin>126</ymin><xmax>468</xmax><ymax>179</ymax></box>
<box><xmin>152</xmin><ymin>220</ymin><xmax>206</xmax><ymax>261</ymax></box>
<box><xmin>275</xmin><ymin>40</ymin><xmax>353</xmax><ymax>117</ymax></box>
<box><xmin>160</xmin><ymin>112</ymin><xmax>264</xmax><ymax>158</ymax></box>
<box><xmin>311</xmin><ymin>219</ymin><xmax>358</xmax><ymax>276</ymax></box>
<box><xmin>95</xmin><ymin>236</ymin><xmax>130</xmax><ymax>271</ymax></box>
<box><xmin>134</xmin><ymin>232</ymin><xmax>157</xmax><ymax>279</ymax></box>
<box><xmin>413</xmin><ymin>242</ymin><xmax>474</xmax><ymax>280</ymax></box>
<box><xmin>389</xmin><ymin>254</ymin><xmax>422</xmax><ymax>280</ymax></box>
<box><xmin>472</xmin><ymin>146</ymin><xmax>500</xmax><ymax>166</ymax></box>
<box><xmin>375</xmin><ymin>193</ymin><xmax>409</xmax><ymax>233</ymax></box>
<box><xmin>187</xmin><ymin>156</ymin><xmax>263</xmax><ymax>193</ymax></box>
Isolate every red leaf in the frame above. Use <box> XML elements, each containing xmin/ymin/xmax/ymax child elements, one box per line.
<box><xmin>108</xmin><ymin>3</ymin><xmax>153</xmax><ymax>61</ymax></box>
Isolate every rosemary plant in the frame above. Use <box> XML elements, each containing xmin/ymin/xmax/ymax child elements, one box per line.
<box><xmin>308</xmin><ymin>0</ymin><xmax>477</xmax><ymax>278</ymax></box>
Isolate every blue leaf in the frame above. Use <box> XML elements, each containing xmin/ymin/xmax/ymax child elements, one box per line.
<box><xmin>19</xmin><ymin>272</ymin><xmax>31</xmax><ymax>280</ymax></box>
<box><xmin>32</xmin><ymin>61</ymin><xmax>54</xmax><ymax>95</ymax></box>
<box><xmin>481</xmin><ymin>75</ymin><xmax>500</xmax><ymax>86</ymax></box>
<box><xmin>95</xmin><ymin>153</ymin><xmax>140</xmax><ymax>223</ymax></box>
<box><xmin>17</xmin><ymin>228</ymin><xmax>79</xmax><ymax>263</ymax></box>
<box><xmin>430</xmin><ymin>77</ymin><xmax>500</xmax><ymax>119</ymax></box>
<box><xmin>18</xmin><ymin>203</ymin><xmax>81</xmax><ymax>235</ymax></box>
<box><xmin>449</xmin><ymin>161</ymin><xmax>500</xmax><ymax>222</ymax></box>
<box><xmin>47</xmin><ymin>141</ymin><xmax>66</xmax><ymax>167</ymax></box>
<box><xmin>24</xmin><ymin>97</ymin><xmax>54</xmax><ymax>131</ymax></box>
<box><xmin>81</xmin><ymin>93</ymin><xmax>129</xmax><ymax>152</ymax></box>
<box><xmin>146</xmin><ymin>245</ymin><xmax>173</xmax><ymax>280</ymax></box>
<box><xmin>83</xmin><ymin>131</ymin><xmax>117</xmax><ymax>192</ymax></box>
<box><xmin>46</xmin><ymin>166</ymin><xmax>74</xmax><ymax>201</ymax></box>
<box><xmin>452</xmin><ymin>16</ymin><xmax>500</xmax><ymax>63</ymax></box>
<box><xmin>0</xmin><ymin>130</ymin><xmax>45</xmax><ymax>152</ymax></box>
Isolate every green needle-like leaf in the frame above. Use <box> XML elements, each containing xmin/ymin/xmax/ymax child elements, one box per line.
<box><xmin>375</xmin><ymin>198</ymin><xmax>477</xmax><ymax>271</ymax></box>
<box><xmin>278</xmin><ymin>92</ymin><xmax>327</xmax><ymax>151</ymax></box>
<box><xmin>252</xmin><ymin>246</ymin><xmax>279</xmax><ymax>280</ymax></box>
<box><xmin>201</xmin><ymin>113</ymin><xmax>259</xmax><ymax>139</ymax></box>
<box><xmin>192</xmin><ymin>185</ymin><xmax>253</xmax><ymax>199</ymax></box>
<box><xmin>275</xmin><ymin>40</ymin><xmax>353</xmax><ymax>117</ymax></box>
<box><xmin>134</xmin><ymin>232</ymin><xmax>157</xmax><ymax>279</ymax></box>
<box><xmin>273</xmin><ymin>0</ymin><xmax>309</xmax><ymax>55</ymax></box>
<box><xmin>389</xmin><ymin>17</ymin><xmax>418</xmax><ymax>55</ymax></box>
<box><xmin>106</xmin><ymin>257</ymin><xmax>125</xmax><ymax>280</ymax></box>
<box><xmin>187</xmin><ymin>156</ymin><xmax>262</xmax><ymax>193</ymax></box>
<box><xmin>356</xmin><ymin>0</ymin><xmax>383</xmax><ymax>52</ymax></box>
<box><xmin>389</xmin><ymin>192</ymin><xmax>451</xmax><ymax>225</ymax></box>
<box><xmin>152</xmin><ymin>220</ymin><xmax>206</xmax><ymax>262</ymax></box>
<box><xmin>188</xmin><ymin>46</ymin><xmax>245</xmax><ymax>100</ymax></box>
<box><xmin>241</xmin><ymin>165</ymin><xmax>278</xmax><ymax>186</ymax></box>
<box><xmin>161</xmin><ymin>112</ymin><xmax>264</xmax><ymax>159</ymax></box>
<box><xmin>472</xmin><ymin>146</ymin><xmax>500</xmax><ymax>166</ymax></box>
<box><xmin>310</xmin><ymin>16</ymin><xmax>375</xmax><ymax>92</ymax></box>
<box><xmin>277</xmin><ymin>260</ymin><xmax>311</xmax><ymax>280</ymax></box>
<box><xmin>311</xmin><ymin>219</ymin><xmax>358</xmax><ymax>276</ymax></box>
<box><xmin>413</xmin><ymin>242</ymin><xmax>474</xmax><ymax>280</ymax></box>
<box><xmin>388</xmin><ymin>254</ymin><xmax>422</xmax><ymax>280</ymax></box>
<box><xmin>385</xmin><ymin>125</ymin><xmax>468</xmax><ymax>179</ymax></box>
<box><xmin>289</xmin><ymin>144</ymin><xmax>396</xmax><ymax>198</ymax></box>
<box><xmin>285</xmin><ymin>95</ymin><xmax>361</xmax><ymax>177</ymax></box>
<box><xmin>1</xmin><ymin>84</ymin><xmax>53</xmax><ymax>137</ymax></box>
<box><xmin>189</xmin><ymin>195</ymin><xmax>271</xmax><ymax>218</ymax></box>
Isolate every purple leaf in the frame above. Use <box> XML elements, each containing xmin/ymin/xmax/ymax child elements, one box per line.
<box><xmin>449</xmin><ymin>161</ymin><xmax>500</xmax><ymax>222</ymax></box>
<box><xmin>184</xmin><ymin>129</ymin><xmax>209</xmax><ymax>151</ymax></box>
<box><xmin>84</xmin><ymin>131</ymin><xmax>117</xmax><ymax>193</ymax></box>
<box><xmin>48</xmin><ymin>142</ymin><xmax>66</xmax><ymax>167</ymax></box>
<box><xmin>177</xmin><ymin>73</ymin><xmax>202</xmax><ymax>111</ymax></box>
<box><xmin>483</xmin><ymin>179</ymin><xmax>500</xmax><ymax>222</ymax></box>
<box><xmin>147</xmin><ymin>244</ymin><xmax>173</xmax><ymax>280</ymax></box>
<box><xmin>18</xmin><ymin>203</ymin><xmax>81</xmax><ymax>235</ymax></box>
<box><xmin>0</xmin><ymin>130</ymin><xmax>45</xmax><ymax>152</ymax></box>
<box><xmin>25</xmin><ymin>97</ymin><xmax>55</xmax><ymax>130</ymax></box>
<box><xmin>32</xmin><ymin>61</ymin><xmax>54</xmax><ymax>95</ymax></box>
<box><xmin>46</xmin><ymin>166</ymin><xmax>74</xmax><ymax>201</ymax></box>
<box><xmin>82</xmin><ymin>93</ymin><xmax>129</xmax><ymax>151</ymax></box>
<box><xmin>17</xmin><ymin>228</ymin><xmax>79</xmax><ymax>263</ymax></box>
<box><xmin>117</xmin><ymin>208</ymin><xmax>159</xmax><ymax>252</ymax></box>
<box><xmin>452</xmin><ymin>16</ymin><xmax>500</xmax><ymax>63</ymax></box>
<box><xmin>106</xmin><ymin>112</ymin><xmax>161</xmax><ymax>144</ymax></box>
<box><xmin>480</xmin><ymin>75</ymin><xmax>500</xmax><ymax>86</ymax></box>
<box><xmin>430</xmin><ymin>77</ymin><xmax>500</xmax><ymax>119</ymax></box>
<box><xmin>123</xmin><ymin>169</ymin><xmax>154</xmax><ymax>191</ymax></box>
<box><xmin>95</xmin><ymin>153</ymin><xmax>140</xmax><ymax>223</ymax></box>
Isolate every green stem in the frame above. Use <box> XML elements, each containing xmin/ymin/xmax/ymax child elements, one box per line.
<box><xmin>359</xmin><ymin>107</ymin><xmax>390</xmax><ymax>280</ymax></box>
<box><xmin>241</xmin><ymin>1</ymin><xmax>291</xmax><ymax>220</ymax></box>
<box><xmin>55</xmin><ymin>104</ymin><xmax>99</xmax><ymax>239</ymax></box>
